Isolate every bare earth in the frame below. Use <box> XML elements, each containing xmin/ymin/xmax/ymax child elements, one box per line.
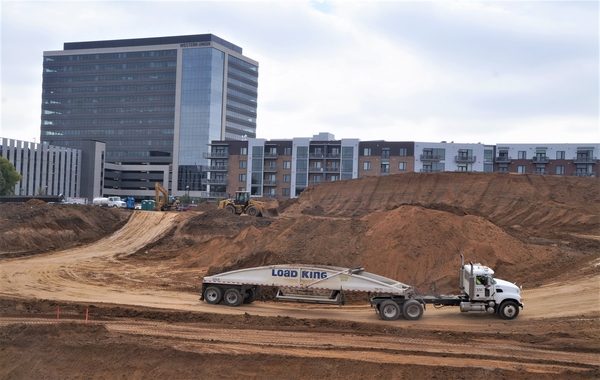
<box><xmin>0</xmin><ymin>173</ymin><xmax>599</xmax><ymax>379</ymax></box>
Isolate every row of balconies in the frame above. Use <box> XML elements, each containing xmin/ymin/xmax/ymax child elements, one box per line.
<box><xmin>495</xmin><ymin>156</ymin><xmax>597</xmax><ymax>164</ymax></box>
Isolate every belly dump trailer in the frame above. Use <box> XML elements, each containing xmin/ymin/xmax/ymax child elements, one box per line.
<box><xmin>200</xmin><ymin>255</ymin><xmax>523</xmax><ymax>320</ymax></box>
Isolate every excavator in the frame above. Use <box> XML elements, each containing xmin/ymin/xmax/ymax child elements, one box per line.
<box><xmin>218</xmin><ymin>191</ymin><xmax>276</xmax><ymax>217</ymax></box>
<box><xmin>154</xmin><ymin>182</ymin><xmax>180</xmax><ymax>211</ymax></box>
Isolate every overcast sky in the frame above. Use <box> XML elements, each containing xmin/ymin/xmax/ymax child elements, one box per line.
<box><xmin>1</xmin><ymin>0</ymin><xmax>598</xmax><ymax>144</ymax></box>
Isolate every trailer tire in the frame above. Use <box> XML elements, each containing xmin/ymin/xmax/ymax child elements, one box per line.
<box><xmin>243</xmin><ymin>288</ymin><xmax>256</xmax><ymax>304</ymax></box>
<box><xmin>379</xmin><ymin>300</ymin><xmax>401</xmax><ymax>321</ymax></box>
<box><xmin>204</xmin><ymin>286</ymin><xmax>223</xmax><ymax>305</ymax></box>
<box><xmin>223</xmin><ymin>288</ymin><xmax>244</xmax><ymax>307</ymax></box>
<box><xmin>498</xmin><ymin>300</ymin><xmax>519</xmax><ymax>320</ymax></box>
<box><xmin>402</xmin><ymin>299</ymin><xmax>424</xmax><ymax>320</ymax></box>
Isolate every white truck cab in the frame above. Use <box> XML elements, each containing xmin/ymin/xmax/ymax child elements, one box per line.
<box><xmin>459</xmin><ymin>258</ymin><xmax>523</xmax><ymax>319</ymax></box>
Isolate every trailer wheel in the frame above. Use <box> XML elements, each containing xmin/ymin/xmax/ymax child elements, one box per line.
<box><xmin>402</xmin><ymin>300</ymin><xmax>424</xmax><ymax>320</ymax></box>
<box><xmin>204</xmin><ymin>286</ymin><xmax>223</xmax><ymax>305</ymax></box>
<box><xmin>498</xmin><ymin>300</ymin><xmax>519</xmax><ymax>320</ymax></box>
<box><xmin>243</xmin><ymin>288</ymin><xmax>256</xmax><ymax>304</ymax></box>
<box><xmin>379</xmin><ymin>300</ymin><xmax>401</xmax><ymax>321</ymax></box>
<box><xmin>223</xmin><ymin>288</ymin><xmax>244</xmax><ymax>307</ymax></box>
<box><xmin>246</xmin><ymin>206</ymin><xmax>258</xmax><ymax>217</ymax></box>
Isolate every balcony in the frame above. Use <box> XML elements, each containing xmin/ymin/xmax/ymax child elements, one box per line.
<box><xmin>264</xmin><ymin>152</ymin><xmax>278</xmax><ymax>159</ymax></box>
<box><xmin>420</xmin><ymin>154</ymin><xmax>443</xmax><ymax>161</ymax></box>
<box><xmin>325</xmin><ymin>167</ymin><xmax>340</xmax><ymax>173</ymax></box>
<box><xmin>309</xmin><ymin>152</ymin><xmax>326</xmax><ymax>159</ymax></box>
<box><xmin>205</xmin><ymin>178</ymin><xmax>228</xmax><ymax>185</ymax></box>
<box><xmin>263</xmin><ymin>165</ymin><xmax>278</xmax><ymax>172</ymax></box>
<box><xmin>326</xmin><ymin>153</ymin><xmax>340</xmax><ymax>159</ymax></box>
<box><xmin>455</xmin><ymin>155</ymin><xmax>476</xmax><ymax>163</ymax></box>
<box><xmin>208</xmin><ymin>165</ymin><xmax>228</xmax><ymax>171</ymax></box>
<box><xmin>203</xmin><ymin>151</ymin><xmax>228</xmax><ymax>158</ymax></box>
<box><xmin>495</xmin><ymin>155</ymin><xmax>512</xmax><ymax>163</ymax></box>
<box><xmin>574</xmin><ymin>172</ymin><xmax>596</xmax><ymax>177</ymax></box>
<box><xmin>532</xmin><ymin>156</ymin><xmax>550</xmax><ymax>164</ymax></box>
<box><xmin>263</xmin><ymin>180</ymin><xmax>277</xmax><ymax>186</ymax></box>
<box><xmin>420</xmin><ymin>168</ymin><xmax>442</xmax><ymax>173</ymax></box>
<box><xmin>308</xmin><ymin>167</ymin><xmax>325</xmax><ymax>173</ymax></box>
<box><xmin>573</xmin><ymin>156</ymin><xmax>597</xmax><ymax>164</ymax></box>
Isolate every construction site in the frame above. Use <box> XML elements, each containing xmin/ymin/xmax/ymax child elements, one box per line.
<box><xmin>0</xmin><ymin>172</ymin><xmax>598</xmax><ymax>379</ymax></box>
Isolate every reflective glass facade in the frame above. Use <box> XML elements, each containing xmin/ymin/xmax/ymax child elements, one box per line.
<box><xmin>41</xmin><ymin>50</ymin><xmax>177</xmax><ymax>165</ymax></box>
<box><xmin>225</xmin><ymin>56</ymin><xmax>258</xmax><ymax>139</ymax></box>
<box><xmin>40</xmin><ymin>34</ymin><xmax>258</xmax><ymax>195</ymax></box>
<box><xmin>178</xmin><ymin>48</ymin><xmax>224</xmax><ymax>191</ymax></box>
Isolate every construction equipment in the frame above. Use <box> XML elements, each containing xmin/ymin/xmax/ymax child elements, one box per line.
<box><xmin>154</xmin><ymin>182</ymin><xmax>179</xmax><ymax>211</ymax></box>
<box><xmin>200</xmin><ymin>255</ymin><xmax>523</xmax><ymax>320</ymax></box>
<box><xmin>218</xmin><ymin>191</ymin><xmax>274</xmax><ymax>217</ymax></box>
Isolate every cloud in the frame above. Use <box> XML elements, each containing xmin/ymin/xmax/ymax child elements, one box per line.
<box><xmin>1</xmin><ymin>0</ymin><xmax>598</xmax><ymax>144</ymax></box>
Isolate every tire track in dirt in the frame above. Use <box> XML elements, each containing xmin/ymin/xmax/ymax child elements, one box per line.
<box><xmin>0</xmin><ymin>317</ymin><xmax>596</xmax><ymax>375</ymax></box>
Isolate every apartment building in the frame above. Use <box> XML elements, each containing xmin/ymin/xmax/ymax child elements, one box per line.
<box><xmin>414</xmin><ymin>142</ymin><xmax>486</xmax><ymax>173</ymax></box>
<box><xmin>203</xmin><ymin>137</ymin><xmax>598</xmax><ymax>199</ymax></box>
<box><xmin>494</xmin><ymin>144</ymin><xmax>599</xmax><ymax>176</ymax></box>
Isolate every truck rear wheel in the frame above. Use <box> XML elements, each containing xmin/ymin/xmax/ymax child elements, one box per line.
<box><xmin>204</xmin><ymin>286</ymin><xmax>222</xmax><ymax>305</ymax></box>
<box><xmin>402</xmin><ymin>299</ymin><xmax>424</xmax><ymax>320</ymax></box>
<box><xmin>498</xmin><ymin>300</ymin><xmax>519</xmax><ymax>320</ymax></box>
<box><xmin>223</xmin><ymin>288</ymin><xmax>243</xmax><ymax>307</ymax></box>
<box><xmin>246</xmin><ymin>206</ymin><xmax>258</xmax><ymax>217</ymax></box>
<box><xmin>244</xmin><ymin>288</ymin><xmax>256</xmax><ymax>304</ymax></box>
<box><xmin>379</xmin><ymin>300</ymin><xmax>401</xmax><ymax>321</ymax></box>
<box><xmin>225</xmin><ymin>205</ymin><xmax>236</xmax><ymax>214</ymax></box>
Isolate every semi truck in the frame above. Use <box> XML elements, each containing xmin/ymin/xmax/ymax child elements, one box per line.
<box><xmin>200</xmin><ymin>255</ymin><xmax>523</xmax><ymax>320</ymax></box>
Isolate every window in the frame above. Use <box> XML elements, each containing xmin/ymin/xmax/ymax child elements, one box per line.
<box><xmin>239</xmin><ymin>160</ymin><xmax>247</xmax><ymax>169</ymax></box>
<box><xmin>363</xmin><ymin>148</ymin><xmax>371</xmax><ymax>156</ymax></box>
<box><xmin>363</xmin><ymin>161</ymin><xmax>371</xmax><ymax>170</ymax></box>
<box><xmin>239</xmin><ymin>174</ymin><xmax>246</xmax><ymax>182</ymax></box>
<box><xmin>518</xmin><ymin>151</ymin><xmax>527</xmax><ymax>160</ymax></box>
<box><xmin>381</xmin><ymin>148</ymin><xmax>390</xmax><ymax>159</ymax></box>
<box><xmin>556</xmin><ymin>151</ymin><xmax>565</xmax><ymax>160</ymax></box>
<box><xmin>484</xmin><ymin>149</ymin><xmax>493</xmax><ymax>161</ymax></box>
<box><xmin>282</xmin><ymin>188</ymin><xmax>290</xmax><ymax>197</ymax></box>
<box><xmin>283</xmin><ymin>174</ymin><xmax>291</xmax><ymax>183</ymax></box>
<box><xmin>329</xmin><ymin>175</ymin><xmax>339</xmax><ymax>181</ymax></box>
<box><xmin>555</xmin><ymin>165</ymin><xmax>564</xmax><ymax>175</ymax></box>
<box><xmin>283</xmin><ymin>147</ymin><xmax>292</xmax><ymax>156</ymax></box>
<box><xmin>399</xmin><ymin>148</ymin><xmax>407</xmax><ymax>157</ymax></box>
<box><xmin>381</xmin><ymin>163</ymin><xmax>390</xmax><ymax>173</ymax></box>
<box><xmin>457</xmin><ymin>165</ymin><xmax>468</xmax><ymax>172</ymax></box>
<box><xmin>399</xmin><ymin>162</ymin><xmax>407</xmax><ymax>171</ymax></box>
<box><xmin>517</xmin><ymin>165</ymin><xmax>526</xmax><ymax>174</ymax></box>
<box><xmin>240</xmin><ymin>147</ymin><xmax>247</xmax><ymax>155</ymax></box>
<box><xmin>283</xmin><ymin>161</ymin><xmax>291</xmax><ymax>169</ymax></box>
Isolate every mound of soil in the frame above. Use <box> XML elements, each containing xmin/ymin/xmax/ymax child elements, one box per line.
<box><xmin>200</xmin><ymin>205</ymin><xmax>582</xmax><ymax>292</ymax></box>
<box><xmin>285</xmin><ymin>173</ymin><xmax>600</xmax><ymax>241</ymax></box>
<box><xmin>0</xmin><ymin>203</ymin><xmax>129</xmax><ymax>257</ymax></box>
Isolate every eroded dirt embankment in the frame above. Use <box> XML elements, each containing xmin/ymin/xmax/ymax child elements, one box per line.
<box><xmin>0</xmin><ymin>201</ymin><xmax>129</xmax><ymax>257</ymax></box>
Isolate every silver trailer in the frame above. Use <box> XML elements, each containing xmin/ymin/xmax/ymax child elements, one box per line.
<box><xmin>201</xmin><ymin>264</ymin><xmax>427</xmax><ymax>320</ymax></box>
<box><xmin>201</xmin><ymin>256</ymin><xmax>523</xmax><ymax>321</ymax></box>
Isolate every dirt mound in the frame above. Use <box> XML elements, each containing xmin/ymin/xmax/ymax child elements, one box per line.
<box><xmin>200</xmin><ymin>205</ymin><xmax>579</xmax><ymax>292</ymax></box>
<box><xmin>0</xmin><ymin>203</ymin><xmax>129</xmax><ymax>257</ymax></box>
<box><xmin>285</xmin><ymin>173</ymin><xmax>600</xmax><ymax>240</ymax></box>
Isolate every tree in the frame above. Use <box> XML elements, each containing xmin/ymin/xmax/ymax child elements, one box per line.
<box><xmin>0</xmin><ymin>157</ymin><xmax>21</xmax><ymax>196</ymax></box>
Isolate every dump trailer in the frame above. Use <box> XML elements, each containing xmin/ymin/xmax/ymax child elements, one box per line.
<box><xmin>200</xmin><ymin>255</ymin><xmax>523</xmax><ymax>321</ymax></box>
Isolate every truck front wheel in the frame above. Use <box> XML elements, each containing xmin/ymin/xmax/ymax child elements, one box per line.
<box><xmin>204</xmin><ymin>286</ymin><xmax>223</xmax><ymax>305</ymax></box>
<box><xmin>402</xmin><ymin>299</ymin><xmax>424</xmax><ymax>320</ymax></box>
<box><xmin>379</xmin><ymin>300</ymin><xmax>401</xmax><ymax>321</ymax></box>
<box><xmin>498</xmin><ymin>300</ymin><xmax>520</xmax><ymax>320</ymax></box>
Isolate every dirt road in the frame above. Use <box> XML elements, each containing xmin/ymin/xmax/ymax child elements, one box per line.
<box><xmin>0</xmin><ymin>210</ymin><xmax>598</xmax><ymax>378</ymax></box>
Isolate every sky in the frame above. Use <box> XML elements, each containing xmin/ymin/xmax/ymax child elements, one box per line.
<box><xmin>1</xmin><ymin>0</ymin><xmax>598</xmax><ymax>144</ymax></box>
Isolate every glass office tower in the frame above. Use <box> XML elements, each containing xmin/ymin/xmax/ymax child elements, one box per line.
<box><xmin>41</xmin><ymin>34</ymin><xmax>258</xmax><ymax>196</ymax></box>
